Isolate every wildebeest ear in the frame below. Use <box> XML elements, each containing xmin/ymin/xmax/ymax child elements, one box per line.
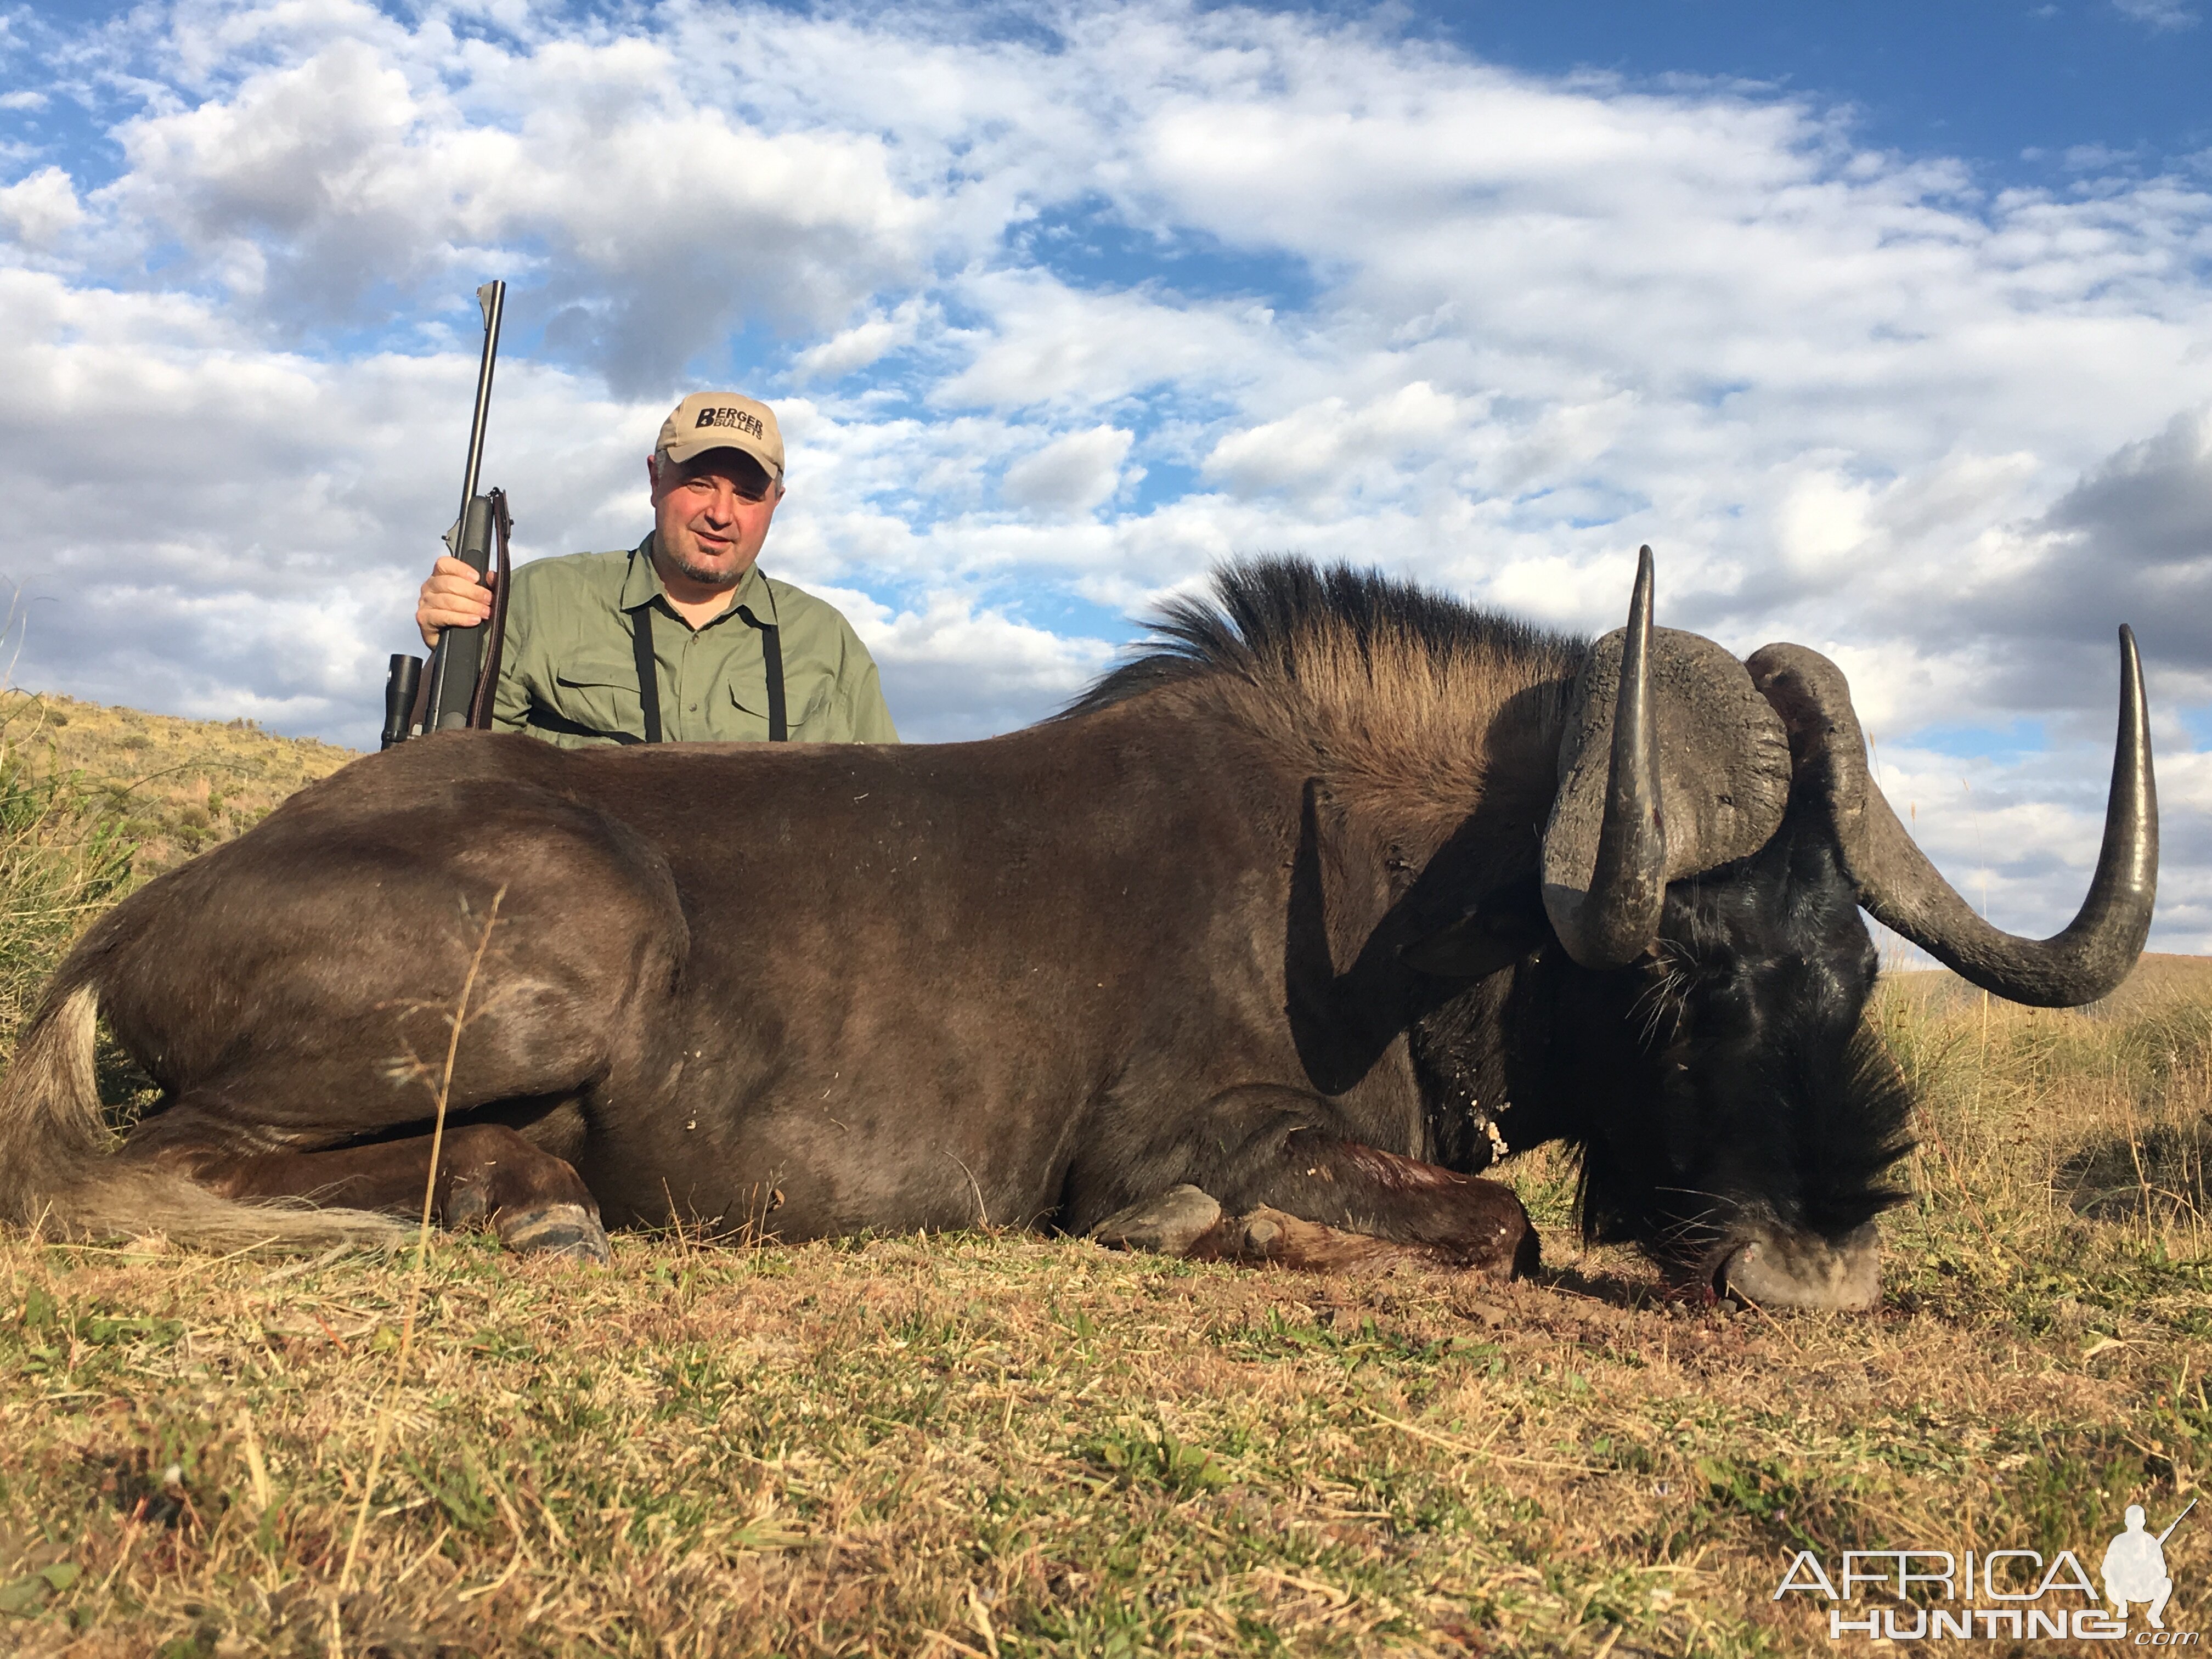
<box><xmin>1401</xmin><ymin>901</ymin><xmax>1551</xmax><ymax>979</ymax></box>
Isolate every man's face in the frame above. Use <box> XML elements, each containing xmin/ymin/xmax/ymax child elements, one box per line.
<box><xmin>648</xmin><ymin>449</ymin><xmax>783</xmax><ymax>588</ymax></box>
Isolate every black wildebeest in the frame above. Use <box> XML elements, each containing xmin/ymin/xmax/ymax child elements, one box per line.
<box><xmin>0</xmin><ymin>552</ymin><xmax>2156</xmax><ymax>1307</ymax></box>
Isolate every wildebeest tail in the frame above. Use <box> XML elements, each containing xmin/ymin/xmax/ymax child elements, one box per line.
<box><xmin>0</xmin><ymin>979</ymin><xmax>407</xmax><ymax>1251</ymax></box>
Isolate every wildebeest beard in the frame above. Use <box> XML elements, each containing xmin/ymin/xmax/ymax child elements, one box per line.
<box><xmin>1414</xmin><ymin>794</ymin><xmax>1917</xmax><ymax>1294</ymax></box>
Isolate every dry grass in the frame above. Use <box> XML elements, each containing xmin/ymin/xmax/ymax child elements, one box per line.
<box><xmin>0</xmin><ymin>702</ymin><xmax>135</xmax><ymax>1051</ymax></box>
<box><xmin>0</xmin><ymin>689</ymin><xmax>356</xmax><ymax>1106</ymax></box>
<box><xmin>3</xmin><ymin>704</ymin><xmax>2211</xmax><ymax>1656</ymax></box>
<box><xmin>0</xmin><ymin>690</ymin><xmax>354</xmax><ymax>882</ymax></box>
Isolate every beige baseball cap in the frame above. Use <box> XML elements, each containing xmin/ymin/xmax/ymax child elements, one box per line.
<box><xmin>657</xmin><ymin>392</ymin><xmax>785</xmax><ymax>479</ymax></box>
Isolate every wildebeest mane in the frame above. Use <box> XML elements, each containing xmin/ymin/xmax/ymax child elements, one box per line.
<box><xmin>1059</xmin><ymin>557</ymin><xmax>1585</xmax><ymax>837</ymax></box>
<box><xmin>1064</xmin><ymin>557</ymin><xmax>1581</xmax><ymax>718</ymax></box>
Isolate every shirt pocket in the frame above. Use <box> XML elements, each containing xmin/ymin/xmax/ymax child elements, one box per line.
<box><xmin>729</xmin><ymin>666</ymin><xmax>838</xmax><ymax>741</ymax></box>
<box><xmin>550</xmin><ymin>661</ymin><xmax>646</xmax><ymax>743</ymax></box>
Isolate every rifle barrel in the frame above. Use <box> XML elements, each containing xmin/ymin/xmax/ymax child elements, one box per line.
<box><xmin>414</xmin><ymin>279</ymin><xmax>507</xmax><ymax>737</ymax></box>
<box><xmin>455</xmin><ymin>280</ymin><xmax>506</xmax><ymax>526</ymax></box>
<box><xmin>2158</xmin><ymin>1497</ymin><xmax>2197</xmax><ymax>1544</ymax></box>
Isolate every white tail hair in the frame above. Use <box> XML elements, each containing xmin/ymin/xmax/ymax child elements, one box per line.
<box><xmin>0</xmin><ymin>982</ymin><xmax>405</xmax><ymax>1252</ymax></box>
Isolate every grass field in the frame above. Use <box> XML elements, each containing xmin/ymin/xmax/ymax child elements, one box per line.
<box><xmin>3</xmin><ymin>697</ymin><xmax>2210</xmax><ymax>1656</ymax></box>
<box><xmin>0</xmin><ymin>690</ymin><xmax>354</xmax><ymax>1065</ymax></box>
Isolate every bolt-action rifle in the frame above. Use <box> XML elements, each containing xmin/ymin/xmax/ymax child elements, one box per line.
<box><xmin>381</xmin><ymin>280</ymin><xmax>513</xmax><ymax>748</ymax></box>
<box><xmin>2159</xmin><ymin>1498</ymin><xmax>2196</xmax><ymax>1545</ymax></box>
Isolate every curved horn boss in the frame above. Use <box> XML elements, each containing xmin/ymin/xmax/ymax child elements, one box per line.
<box><xmin>1748</xmin><ymin>634</ymin><xmax>2157</xmax><ymax>1008</ymax></box>
<box><xmin>1520</xmin><ymin>550</ymin><xmax>2155</xmax><ymax>1311</ymax></box>
<box><xmin>1540</xmin><ymin>551</ymin><xmax>2157</xmax><ymax>1002</ymax></box>
<box><xmin>1541</xmin><ymin>548</ymin><xmax>1796</xmax><ymax>968</ymax></box>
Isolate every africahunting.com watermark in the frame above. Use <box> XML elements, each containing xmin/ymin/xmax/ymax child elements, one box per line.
<box><xmin>1775</xmin><ymin>1500</ymin><xmax>2198</xmax><ymax>1643</ymax></box>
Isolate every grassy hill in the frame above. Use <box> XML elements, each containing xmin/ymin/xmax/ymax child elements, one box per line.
<box><xmin>0</xmin><ymin>690</ymin><xmax>359</xmax><ymax>1058</ymax></box>
<box><xmin>0</xmin><ymin>697</ymin><xmax>2209</xmax><ymax>1656</ymax></box>
<box><xmin>0</xmin><ymin>689</ymin><xmax>356</xmax><ymax>873</ymax></box>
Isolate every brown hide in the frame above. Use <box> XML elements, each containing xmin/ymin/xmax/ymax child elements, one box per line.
<box><xmin>52</xmin><ymin>645</ymin><xmax>1570</xmax><ymax>1248</ymax></box>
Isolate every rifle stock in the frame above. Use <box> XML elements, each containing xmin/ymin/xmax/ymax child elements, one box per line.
<box><xmin>421</xmin><ymin>493</ymin><xmax>496</xmax><ymax>730</ymax></box>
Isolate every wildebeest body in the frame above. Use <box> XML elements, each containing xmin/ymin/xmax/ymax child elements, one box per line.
<box><xmin>82</xmin><ymin>663</ymin><xmax>1560</xmax><ymax>1245</ymax></box>
<box><xmin>2</xmin><ymin>556</ymin><xmax>2155</xmax><ymax>1304</ymax></box>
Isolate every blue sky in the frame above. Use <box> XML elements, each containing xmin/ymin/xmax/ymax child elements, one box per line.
<box><xmin>1441</xmin><ymin>2</ymin><xmax>2212</xmax><ymax>183</ymax></box>
<box><xmin>1</xmin><ymin>0</ymin><xmax>2209</xmax><ymax>945</ymax></box>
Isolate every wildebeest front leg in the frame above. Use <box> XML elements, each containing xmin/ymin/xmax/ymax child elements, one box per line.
<box><xmin>1210</xmin><ymin>1128</ymin><xmax>1536</xmax><ymax>1276</ymax></box>
<box><xmin>122</xmin><ymin>1111</ymin><xmax>608</xmax><ymax>1261</ymax></box>
<box><xmin>1093</xmin><ymin>1120</ymin><xmax>1536</xmax><ymax>1279</ymax></box>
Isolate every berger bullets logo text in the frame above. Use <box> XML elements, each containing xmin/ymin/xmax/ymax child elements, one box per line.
<box><xmin>1775</xmin><ymin>1504</ymin><xmax>2197</xmax><ymax>1644</ymax></box>
<box><xmin>696</xmin><ymin>405</ymin><xmax>766</xmax><ymax>438</ymax></box>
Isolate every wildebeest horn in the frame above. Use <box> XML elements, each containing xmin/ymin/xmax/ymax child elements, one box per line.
<box><xmin>1542</xmin><ymin>548</ymin><xmax>1668</xmax><ymax>968</ymax></box>
<box><xmin>1747</xmin><ymin>631</ymin><xmax>2157</xmax><ymax>1008</ymax></box>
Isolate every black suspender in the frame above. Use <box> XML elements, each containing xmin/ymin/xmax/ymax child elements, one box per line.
<box><xmin>628</xmin><ymin>596</ymin><xmax>786</xmax><ymax>744</ymax></box>
<box><xmin>737</xmin><ymin>605</ymin><xmax>787</xmax><ymax>743</ymax></box>
<box><xmin>630</xmin><ymin>603</ymin><xmax>663</xmax><ymax>744</ymax></box>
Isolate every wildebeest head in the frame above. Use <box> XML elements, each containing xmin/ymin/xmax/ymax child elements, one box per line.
<box><xmin>1523</xmin><ymin>550</ymin><xmax>2157</xmax><ymax>1308</ymax></box>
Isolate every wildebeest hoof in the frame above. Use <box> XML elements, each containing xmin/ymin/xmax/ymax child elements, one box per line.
<box><xmin>1235</xmin><ymin>1212</ymin><xmax>1283</xmax><ymax>1251</ymax></box>
<box><xmin>1090</xmin><ymin>1184</ymin><xmax>1223</xmax><ymax>1256</ymax></box>
<box><xmin>498</xmin><ymin>1203</ymin><xmax>611</xmax><ymax>1263</ymax></box>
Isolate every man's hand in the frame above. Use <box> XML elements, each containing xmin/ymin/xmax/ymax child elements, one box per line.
<box><xmin>417</xmin><ymin>555</ymin><xmax>494</xmax><ymax>648</ymax></box>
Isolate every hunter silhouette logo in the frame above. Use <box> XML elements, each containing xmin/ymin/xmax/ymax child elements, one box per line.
<box><xmin>1773</xmin><ymin>1499</ymin><xmax>2198</xmax><ymax>1641</ymax></box>
<box><xmin>2106</xmin><ymin>1500</ymin><xmax>2192</xmax><ymax>1630</ymax></box>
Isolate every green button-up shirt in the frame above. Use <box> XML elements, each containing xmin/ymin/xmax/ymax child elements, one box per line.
<box><xmin>492</xmin><ymin>537</ymin><xmax>900</xmax><ymax>747</ymax></box>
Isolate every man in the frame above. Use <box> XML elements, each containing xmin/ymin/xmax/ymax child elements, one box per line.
<box><xmin>417</xmin><ymin>392</ymin><xmax>898</xmax><ymax>746</ymax></box>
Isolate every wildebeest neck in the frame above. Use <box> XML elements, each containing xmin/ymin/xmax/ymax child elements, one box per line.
<box><xmin>1070</xmin><ymin>557</ymin><xmax>1585</xmax><ymax>853</ymax></box>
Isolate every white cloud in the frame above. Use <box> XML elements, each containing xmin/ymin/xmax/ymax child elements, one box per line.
<box><xmin>99</xmin><ymin>26</ymin><xmax>941</xmax><ymax>387</ymax></box>
<box><xmin>818</xmin><ymin>584</ymin><xmax>1116</xmax><ymax>739</ymax></box>
<box><xmin>0</xmin><ymin>166</ymin><xmax>82</xmax><ymax>247</ymax></box>
<box><xmin>1</xmin><ymin>0</ymin><xmax>2210</xmax><ymax>948</ymax></box>
<box><xmin>1001</xmin><ymin>426</ymin><xmax>1134</xmax><ymax>517</ymax></box>
<box><xmin>932</xmin><ymin>272</ymin><xmax>1278</xmax><ymax>414</ymax></box>
<box><xmin>2062</xmin><ymin>142</ymin><xmax>2145</xmax><ymax>172</ymax></box>
<box><xmin>1204</xmin><ymin>382</ymin><xmax>1468</xmax><ymax>500</ymax></box>
<box><xmin>791</xmin><ymin>302</ymin><xmax>927</xmax><ymax>383</ymax></box>
<box><xmin>2111</xmin><ymin>0</ymin><xmax>2199</xmax><ymax>30</ymax></box>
